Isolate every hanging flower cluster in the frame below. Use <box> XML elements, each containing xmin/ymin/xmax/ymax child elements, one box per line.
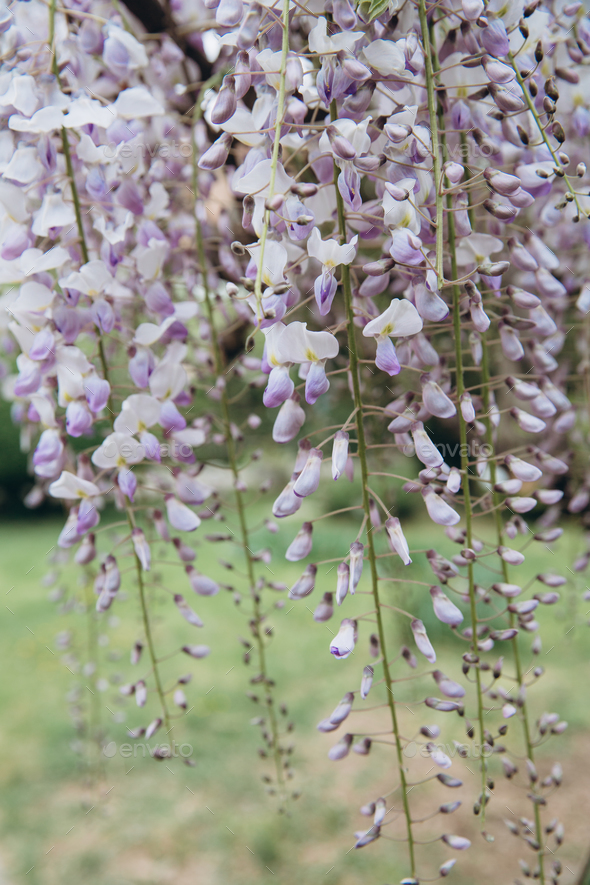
<box><xmin>1</xmin><ymin>0</ymin><xmax>590</xmax><ymax>879</ymax></box>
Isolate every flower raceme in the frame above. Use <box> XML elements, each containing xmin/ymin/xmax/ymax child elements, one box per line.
<box><xmin>0</xmin><ymin>0</ymin><xmax>585</xmax><ymax>880</ymax></box>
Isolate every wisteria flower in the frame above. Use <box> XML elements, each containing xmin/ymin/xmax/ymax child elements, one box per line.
<box><xmin>362</xmin><ymin>299</ymin><xmax>423</xmax><ymax>375</ymax></box>
<box><xmin>307</xmin><ymin>228</ymin><xmax>357</xmax><ymax>315</ymax></box>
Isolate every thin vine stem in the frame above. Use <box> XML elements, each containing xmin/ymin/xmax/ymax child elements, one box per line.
<box><xmin>192</xmin><ymin>93</ymin><xmax>286</xmax><ymax>802</ymax></box>
<box><xmin>427</xmin><ymin>15</ymin><xmax>489</xmax><ymax>828</ymax></box>
<box><xmin>481</xmin><ymin>335</ymin><xmax>546</xmax><ymax>884</ymax></box>
<box><xmin>330</xmin><ymin>98</ymin><xmax>416</xmax><ymax>877</ymax></box>
<box><xmin>418</xmin><ymin>0</ymin><xmax>443</xmax><ymax>288</ymax></box>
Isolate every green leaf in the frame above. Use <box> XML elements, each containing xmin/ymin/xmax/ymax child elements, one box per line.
<box><xmin>358</xmin><ymin>0</ymin><xmax>392</xmax><ymax>23</ymax></box>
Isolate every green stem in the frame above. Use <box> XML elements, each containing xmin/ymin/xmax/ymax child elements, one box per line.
<box><xmin>83</xmin><ymin>576</ymin><xmax>103</xmax><ymax>779</ymax></box>
<box><xmin>126</xmin><ymin>510</ymin><xmax>171</xmax><ymax>731</ymax></box>
<box><xmin>253</xmin><ymin>0</ymin><xmax>290</xmax><ymax>315</ymax></box>
<box><xmin>193</xmin><ymin>97</ymin><xmax>286</xmax><ymax>801</ymax></box>
<box><xmin>330</xmin><ymin>100</ymin><xmax>416</xmax><ymax>877</ymax></box>
<box><xmin>418</xmin><ymin>0</ymin><xmax>444</xmax><ymax>288</ymax></box>
<box><xmin>427</xmin><ymin>16</ymin><xmax>488</xmax><ymax>826</ymax></box>
<box><xmin>481</xmin><ymin>337</ymin><xmax>545</xmax><ymax>884</ymax></box>
<box><xmin>448</xmin><ymin>211</ymin><xmax>488</xmax><ymax>826</ymax></box>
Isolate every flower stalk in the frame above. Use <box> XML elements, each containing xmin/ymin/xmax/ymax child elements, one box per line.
<box><xmin>331</xmin><ymin>100</ymin><xmax>416</xmax><ymax>877</ymax></box>
<box><xmin>193</xmin><ymin>95</ymin><xmax>287</xmax><ymax>802</ymax></box>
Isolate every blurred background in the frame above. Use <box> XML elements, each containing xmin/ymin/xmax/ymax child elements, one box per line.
<box><xmin>1</xmin><ymin>400</ymin><xmax>590</xmax><ymax>885</ymax></box>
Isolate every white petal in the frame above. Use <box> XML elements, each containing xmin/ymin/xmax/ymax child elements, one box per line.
<box><xmin>111</xmin><ymin>86</ymin><xmax>164</xmax><ymax>119</ymax></box>
<box><xmin>49</xmin><ymin>470</ymin><xmax>100</xmax><ymax>499</ymax></box>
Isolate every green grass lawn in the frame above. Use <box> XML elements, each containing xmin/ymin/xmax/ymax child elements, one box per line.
<box><xmin>0</xmin><ymin>511</ymin><xmax>589</xmax><ymax>885</ymax></box>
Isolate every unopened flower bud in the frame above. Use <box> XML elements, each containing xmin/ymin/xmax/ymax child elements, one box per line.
<box><xmin>289</xmin><ymin>563</ymin><xmax>317</xmax><ymax>600</ymax></box>
<box><xmin>314</xmin><ymin>592</ymin><xmax>333</xmax><ymax>622</ymax></box>
<box><xmin>285</xmin><ymin>522</ymin><xmax>313</xmax><ymax>562</ymax></box>
<box><xmin>385</xmin><ymin>517</ymin><xmax>412</xmax><ymax>565</ymax></box>
<box><xmin>330</xmin><ymin>619</ymin><xmax>357</xmax><ymax>659</ymax></box>
<box><xmin>332</xmin><ymin>431</ymin><xmax>349</xmax><ymax>481</ymax></box>
<box><xmin>336</xmin><ymin>562</ymin><xmax>350</xmax><ymax>606</ymax></box>
<box><xmin>360</xmin><ymin>665</ymin><xmax>374</xmax><ymax>699</ymax></box>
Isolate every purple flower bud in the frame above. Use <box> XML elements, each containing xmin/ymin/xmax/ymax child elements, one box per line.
<box><xmin>76</xmin><ymin>497</ymin><xmax>99</xmax><ymax>535</ymax></box>
<box><xmin>360</xmin><ymin>665</ymin><xmax>374</xmax><ymax>699</ymax></box>
<box><xmin>216</xmin><ymin>0</ymin><xmax>243</xmax><ymax>28</ymax></box>
<box><xmin>442</xmin><ymin>834</ymin><xmax>471</xmax><ymax>851</ymax></box>
<box><xmin>433</xmin><ymin>670</ymin><xmax>465</xmax><ymax>698</ymax></box>
<box><xmin>272</xmin><ymin>474</ymin><xmax>303</xmax><ymax>518</ymax></box>
<box><xmin>314</xmin><ymin>592</ymin><xmax>334</xmax><ymax>622</ymax></box>
<box><xmin>411</xmin><ymin>618</ymin><xmax>436</xmax><ymax>663</ymax></box>
<box><xmin>510</xmin><ymin>408</ymin><xmax>546</xmax><ymax>434</ymax></box>
<box><xmin>174</xmin><ymin>594</ymin><xmax>204</xmax><ymax>627</ymax></box>
<box><xmin>385</xmin><ymin>517</ymin><xmax>412</xmax><ymax>565</ymax></box>
<box><xmin>328</xmin><ymin>733</ymin><xmax>353</xmax><ymax>760</ymax></box>
<box><xmin>198</xmin><ymin>133</ymin><xmax>233</xmax><ymax>171</ymax></box>
<box><xmin>489</xmin><ymin>628</ymin><xmax>519</xmax><ymax>641</ymax></box>
<box><xmin>422</xmin><ymin>487</ymin><xmax>461</xmax><ymax>527</ymax></box>
<box><xmin>85</xmin><ymin>376</ymin><xmax>110</xmax><ymax>413</ymax></box>
<box><xmin>166</xmin><ymin>495</ymin><xmax>200</xmax><ymax>532</ymax></box>
<box><xmin>210</xmin><ymin>76</ymin><xmax>237</xmax><ymax>125</ymax></box>
<box><xmin>293</xmin><ymin>448</ymin><xmax>323</xmax><ymax>498</ymax></box>
<box><xmin>263</xmin><ymin>365</ymin><xmax>294</xmax><ymax>408</ymax></box>
<box><xmin>285</xmin><ymin>522</ymin><xmax>313</xmax><ymax>562</ymax></box>
<box><xmin>330</xmin><ymin>618</ymin><xmax>357</xmax><ymax>659</ymax></box>
<box><xmin>132</xmin><ymin>527</ymin><xmax>150</xmax><ymax>571</ymax></box>
<box><xmin>349</xmin><ymin>541</ymin><xmax>364</xmax><ymax>593</ymax></box>
<box><xmin>332</xmin><ymin>431</ymin><xmax>349</xmax><ymax>480</ymax></box>
<box><xmin>492</xmin><ymin>582</ymin><xmax>522</xmax><ymax>598</ymax></box>
<box><xmin>317</xmin><ymin>718</ymin><xmax>339</xmax><ymax>733</ymax></box>
<box><xmin>498</xmin><ymin>545</ymin><xmax>525</xmax><ymax>565</ymax></box>
<box><xmin>128</xmin><ymin>348</ymin><xmax>154</xmax><ymax>389</ymax></box>
<box><xmin>289</xmin><ymin>563</ymin><xmax>317</xmax><ymax>600</ymax></box>
<box><xmin>29</xmin><ymin>327</ymin><xmax>55</xmax><ymax>361</ymax></box>
<box><xmin>234</xmin><ymin>50</ymin><xmax>251</xmax><ymax>99</ymax></box>
<box><xmin>118</xmin><ymin>468</ymin><xmax>137</xmax><ymax>503</ymax></box>
<box><xmin>422</xmin><ymin>380</ymin><xmax>456</xmax><ymax>419</ymax></box>
<box><xmin>462</xmin><ymin>0</ymin><xmax>483</xmax><ymax>19</ymax></box>
<box><xmin>505</xmin><ymin>455</ymin><xmax>542</xmax><ymax>482</ymax></box>
<box><xmin>341</xmin><ymin>57</ymin><xmax>370</xmax><ymax>81</ymax></box>
<box><xmin>411</xmin><ymin>423</ymin><xmax>443</xmax><ymax>468</ymax></box>
<box><xmin>75</xmin><ymin>533</ymin><xmax>96</xmax><ymax>565</ymax></box>
<box><xmin>272</xmin><ymin>394</ymin><xmax>305</xmax><ymax>444</ymax></box>
<box><xmin>481</xmin><ymin>19</ymin><xmax>510</xmax><ymax>57</ymax></box>
<box><xmin>329</xmin><ymin>691</ymin><xmax>354</xmax><ymax>725</ymax></box>
<box><xmin>430</xmin><ymin>585</ymin><xmax>464</xmax><ymax>627</ymax></box>
<box><xmin>336</xmin><ymin>562</ymin><xmax>350</xmax><ymax>606</ymax></box>
<box><xmin>414</xmin><ymin>283</ymin><xmax>449</xmax><ymax>322</ymax></box>
<box><xmin>135</xmin><ymin>680</ymin><xmax>147</xmax><ymax>707</ymax></box>
<box><xmin>186</xmin><ymin>566</ymin><xmax>219</xmax><ymax>596</ymax></box>
<box><xmin>537</xmin><ymin>573</ymin><xmax>566</xmax><ymax>587</ymax></box>
<box><xmin>425</xmin><ymin>697</ymin><xmax>461</xmax><ymax>712</ymax></box>
<box><xmin>172</xmin><ymin>537</ymin><xmax>196</xmax><ymax>561</ymax></box>
<box><xmin>65</xmin><ymin>401</ymin><xmax>93</xmax><ymax>438</ymax></box>
<box><xmin>182</xmin><ymin>645</ymin><xmax>211</xmax><ymax>659</ymax></box>
<box><xmin>505</xmin><ymin>496</ymin><xmax>536</xmax><ymax>513</ymax></box>
<box><xmin>305</xmin><ymin>360</ymin><xmax>331</xmax><ymax>405</ymax></box>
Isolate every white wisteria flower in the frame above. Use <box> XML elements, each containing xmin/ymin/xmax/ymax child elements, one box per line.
<box><xmin>307</xmin><ymin>227</ymin><xmax>357</xmax><ymax>315</ymax></box>
<box><xmin>362</xmin><ymin>299</ymin><xmax>423</xmax><ymax>375</ymax></box>
<box><xmin>308</xmin><ymin>17</ymin><xmax>364</xmax><ymax>56</ymax></box>
<box><xmin>49</xmin><ymin>471</ymin><xmax>100</xmax><ymax>500</ymax></box>
<box><xmin>265</xmin><ymin>322</ymin><xmax>339</xmax><ymax>405</ymax></box>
